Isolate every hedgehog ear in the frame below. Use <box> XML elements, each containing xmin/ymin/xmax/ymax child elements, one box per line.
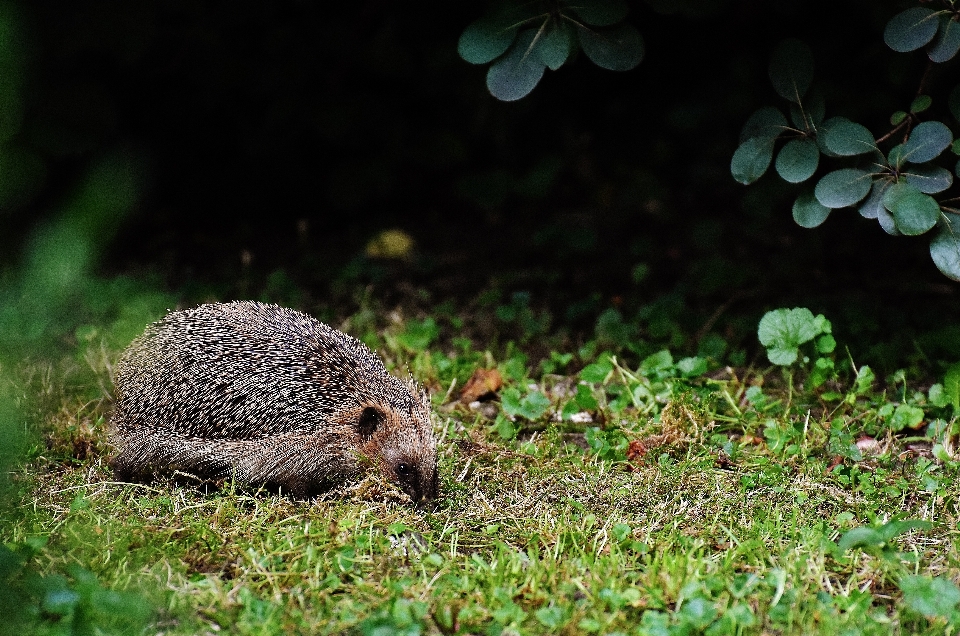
<box><xmin>357</xmin><ymin>406</ymin><xmax>383</xmax><ymax>440</ymax></box>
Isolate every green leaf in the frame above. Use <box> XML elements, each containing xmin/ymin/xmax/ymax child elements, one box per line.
<box><xmin>877</xmin><ymin>205</ymin><xmax>901</xmax><ymax>236</ymax></box>
<box><xmin>930</xmin><ymin>213</ymin><xmax>960</xmax><ymax>281</ymax></box>
<box><xmin>534</xmin><ymin>605</ymin><xmax>566</xmax><ymax>629</ymax></box>
<box><xmin>792</xmin><ymin>191</ymin><xmax>830</xmax><ymax>228</ymax></box>
<box><xmin>757</xmin><ymin>308</ymin><xmax>820</xmax><ymax>366</ymax></box>
<box><xmin>883</xmin><ymin>7</ymin><xmax>939</xmax><ymax>53</ymax></box>
<box><xmin>837</xmin><ymin>526</ymin><xmax>884</xmax><ymax>551</ymax></box>
<box><xmin>903</xmin><ymin>120</ymin><xmax>953</xmax><ymax>163</ymax></box>
<box><xmin>944</xmin><ymin>361</ymin><xmax>960</xmax><ymax>412</ymax></box>
<box><xmin>566</xmin><ymin>0</ymin><xmax>629</xmax><ymax>27</ymax></box>
<box><xmin>928</xmin><ymin>15</ymin><xmax>960</xmax><ymax>63</ymax></box>
<box><xmin>816</xmin><ymin>334</ymin><xmax>836</xmax><ymax>354</ymax></box>
<box><xmin>854</xmin><ymin>366</ymin><xmax>875</xmax><ymax>395</ymax></box>
<box><xmin>536</xmin><ymin>21</ymin><xmax>573</xmax><ymax>70</ymax></box>
<box><xmin>739</xmin><ymin>107</ymin><xmax>787</xmax><ymax>143</ymax></box>
<box><xmin>858</xmin><ymin>179</ymin><xmax>892</xmax><ymax>219</ymax></box>
<box><xmin>640</xmin><ymin>349</ymin><xmax>673</xmax><ymax>374</ymax></box>
<box><xmin>889</xmin><ymin>404</ymin><xmax>924</xmax><ymax>431</ymax></box>
<box><xmin>676</xmin><ymin>356</ymin><xmax>707</xmax><ymax>377</ymax></box>
<box><xmin>888</xmin><ymin>143</ymin><xmax>907</xmax><ymax>168</ymax></box>
<box><xmin>814</xmin><ymin>169</ymin><xmax>872</xmax><ymax>208</ymax></box>
<box><xmin>910</xmin><ymin>95</ymin><xmax>932</xmax><ymax>113</ymax></box>
<box><xmin>486</xmin><ymin>30</ymin><xmax>547</xmax><ymax>101</ymax></box>
<box><xmin>775</xmin><ymin>138</ymin><xmax>819</xmax><ymax>183</ymax></box>
<box><xmin>397</xmin><ymin>318</ymin><xmax>439</xmax><ymax>350</ymax></box>
<box><xmin>877</xmin><ymin>519</ymin><xmax>932</xmax><ymax>542</ymax></box>
<box><xmin>731</xmin><ymin>137</ymin><xmax>774</xmax><ymax>185</ymax></box>
<box><xmin>519</xmin><ymin>390</ymin><xmax>551</xmax><ymax>420</ymax></box>
<box><xmin>768</xmin><ymin>38</ymin><xmax>813</xmax><ymax>103</ymax></box>
<box><xmin>577</xmin><ymin>23</ymin><xmax>644</xmax><ymax>71</ymax></box>
<box><xmin>929</xmin><ymin>384</ymin><xmax>949</xmax><ymax>408</ymax></box>
<box><xmin>789</xmin><ymin>91</ymin><xmax>825</xmax><ymax>129</ymax></box>
<box><xmin>900</xmin><ymin>575</ymin><xmax>960</xmax><ymax>618</ymax></box>
<box><xmin>890</xmin><ymin>110</ymin><xmax>907</xmax><ymax>126</ymax></box>
<box><xmin>820</xmin><ymin>117</ymin><xmax>875</xmax><ymax>156</ymax></box>
<box><xmin>882</xmin><ymin>182</ymin><xmax>939</xmax><ymax>235</ymax></box>
<box><xmin>904</xmin><ymin>164</ymin><xmax>953</xmax><ymax>193</ymax></box>
<box><xmin>501</xmin><ymin>386</ymin><xmax>523</xmax><ymax>417</ymax></box>
<box><xmin>581</xmin><ymin>359</ymin><xmax>613</xmax><ymax>383</ymax></box>
<box><xmin>459</xmin><ymin>17</ymin><xmax>519</xmax><ymax>64</ymax></box>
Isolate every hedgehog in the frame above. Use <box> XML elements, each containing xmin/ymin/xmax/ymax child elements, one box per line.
<box><xmin>110</xmin><ymin>301</ymin><xmax>438</xmax><ymax>502</ymax></box>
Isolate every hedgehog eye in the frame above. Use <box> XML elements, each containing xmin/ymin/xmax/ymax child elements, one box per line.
<box><xmin>357</xmin><ymin>407</ymin><xmax>383</xmax><ymax>440</ymax></box>
<box><xmin>396</xmin><ymin>463</ymin><xmax>412</xmax><ymax>477</ymax></box>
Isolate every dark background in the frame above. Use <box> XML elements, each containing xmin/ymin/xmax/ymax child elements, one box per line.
<box><xmin>3</xmin><ymin>0</ymin><xmax>959</xmax><ymax>370</ymax></box>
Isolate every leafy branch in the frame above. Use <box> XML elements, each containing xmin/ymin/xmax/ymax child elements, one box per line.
<box><xmin>458</xmin><ymin>0</ymin><xmax>644</xmax><ymax>101</ymax></box>
<box><xmin>731</xmin><ymin>3</ymin><xmax>960</xmax><ymax>280</ymax></box>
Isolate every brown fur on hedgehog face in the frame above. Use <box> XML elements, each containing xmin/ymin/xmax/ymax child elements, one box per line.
<box><xmin>338</xmin><ymin>400</ymin><xmax>437</xmax><ymax>502</ymax></box>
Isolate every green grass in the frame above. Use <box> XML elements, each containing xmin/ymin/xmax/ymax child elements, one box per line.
<box><xmin>3</xmin><ymin>312</ymin><xmax>960</xmax><ymax>635</ymax></box>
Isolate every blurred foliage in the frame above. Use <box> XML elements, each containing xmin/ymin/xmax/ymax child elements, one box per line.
<box><xmin>0</xmin><ymin>538</ymin><xmax>153</xmax><ymax>636</ymax></box>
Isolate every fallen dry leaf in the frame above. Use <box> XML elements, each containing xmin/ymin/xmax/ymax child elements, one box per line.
<box><xmin>459</xmin><ymin>368</ymin><xmax>503</xmax><ymax>403</ymax></box>
<box><xmin>626</xmin><ymin>439</ymin><xmax>647</xmax><ymax>462</ymax></box>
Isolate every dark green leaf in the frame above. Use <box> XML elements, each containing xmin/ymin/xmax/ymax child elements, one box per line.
<box><xmin>859</xmin><ymin>179</ymin><xmax>892</xmax><ymax>219</ymax></box>
<box><xmin>459</xmin><ymin>18</ymin><xmax>519</xmax><ymax>64</ymax></box>
<box><xmin>903</xmin><ymin>120</ymin><xmax>953</xmax><ymax>163</ymax></box>
<box><xmin>566</xmin><ymin>0</ymin><xmax>629</xmax><ymax>27</ymax></box>
<box><xmin>776</xmin><ymin>138</ymin><xmax>819</xmax><ymax>183</ymax></box>
<box><xmin>877</xmin><ymin>205</ymin><xmax>901</xmax><ymax>236</ymax></box>
<box><xmin>814</xmin><ymin>169</ymin><xmax>872</xmax><ymax>208</ymax></box>
<box><xmin>821</xmin><ymin>117</ymin><xmax>875</xmax><ymax>156</ymax></box>
<box><xmin>888</xmin><ymin>144</ymin><xmax>907</xmax><ymax>168</ymax></box>
<box><xmin>739</xmin><ymin>107</ymin><xmax>787</xmax><ymax>143</ymax></box>
<box><xmin>928</xmin><ymin>15</ymin><xmax>960</xmax><ymax>63</ymax></box>
<box><xmin>900</xmin><ymin>575</ymin><xmax>960</xmax><ymax>618</ymax></box>
<box><xmin>930</xmin><ymin>213</ymin><xmax>960</xmax><ymax>281</ymax></box>
<box><xmin>884</xmin><ymin>7</ymin><xmax>939</xmax><ymax>52</ymax></box>
<box><xmin>904</xmin><ymin>164</ymin><xmax>953</xmax><ymax>193</ymax></box>
<box><xmin>731</xmin><ymin>137</ymin><xmax>774</xmax><ymax>185</ymax></box>
<box><xmin>890</xmin><ymin>110</ymin><xmax>907</xmax><ymax>126</ymax></box>
<box><xmin>910</xmin><ymin>95</ymin><xmax>932</xmax><ymax>113</ymax></box>
<box><xmin>486</xmin><ymin>30</ymin><xmax>547</xmax><ymax>102</ymax></box>
<box><xmin>792</xmin><ymin>191</ymin><xmax>830</xmax><ymax>228</ymax></box>
<box><xmin>577</xmin><ymin>23</ymin><xmax>644</xmax><ymax>71</ymax></box>
<box><xmin>883</xmin><ymin>181</ymin><xmax>939</xmax><ymax>235</ymax></box>
<box><xmin>769</xmin><ymin>38</ymin><xmax>813</xmax><ymax>103</ymax></box>
<box><xmin>536</xmin><ymin>21</ymin><xmax>573</xmax><ymax>70</ymax></box>
<box><xmin>789</xmin><ymin>90</ymin><xmax>825</xmax><ymax>129</ymax></box>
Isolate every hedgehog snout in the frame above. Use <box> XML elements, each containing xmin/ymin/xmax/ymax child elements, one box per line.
<box><xmin>392</xmin><ymin>459</ymin><xmax>437</xmax><ymax>502</ymax></box>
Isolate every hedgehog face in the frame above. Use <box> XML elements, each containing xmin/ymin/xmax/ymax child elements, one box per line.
<box><xmin>354</xmin><ymin>404</ymin><xmax>437</xmax><ymax>502</ymax></box>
